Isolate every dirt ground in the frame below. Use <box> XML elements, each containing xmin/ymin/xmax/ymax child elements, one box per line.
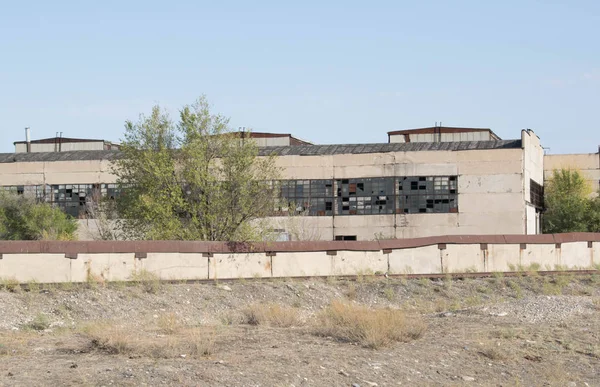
<box><xmin>0</xmin><ymin>274</ymin><xmax>599</xmax><ymax>387</ymax></box>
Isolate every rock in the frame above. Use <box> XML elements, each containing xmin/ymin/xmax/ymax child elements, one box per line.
<box><xmin>339</xmin><ymin>370</ymin><xmax>350</xmax><ymax>377</ymax></box>
<box><xmin>352</xmin><ymin>384</ymin><xmax>361</xmax><ymax>387</ymax></box>
<box><xmin>217</xmin><ymin>285</ymin><xmax>232</xmax><ymax>291</ymax></box>
<box><xmin>462</xmin><ymin>376</ymin><xmax>475</xmax><ymax>382</ymax></box>
<box><xmin>567</xmin><ymin>382</ymin><xmax>576</xmax><ymax>387</ymax></box>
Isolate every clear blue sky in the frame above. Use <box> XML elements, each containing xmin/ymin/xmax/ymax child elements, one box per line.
<box><xmin>1</xmin><ymin>1</ymin><xmax>598</xmax><ymax>154</ymax></box>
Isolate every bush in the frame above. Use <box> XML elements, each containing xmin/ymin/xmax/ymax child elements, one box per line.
<box><xmin>0</xmin><ymin>192</ymin><xmax>77</xmax><ymax>240</ymax></box>
<box><xmin>313</xmin><ymin>300</ymin><xmax>426</xmax><ymax>349</ymax></box>
<box><xmin>543</xmin><ymin>169</ymin><xmax>599</xmax><ymax>233</ymax></box>
<box><xmin>24</xmin><ymin>313</ymin><xmax>50</xmax><ymax>331</ymax></box>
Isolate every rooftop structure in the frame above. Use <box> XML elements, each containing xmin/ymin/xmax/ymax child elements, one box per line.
<box><xmin>235</xmin><ymin>131</ymin><xmax>312</xmax><ymax>146</ymax></box>
<box><xmin>388</xmin><ymin>126</ymin><xmax>501</xmax><ymax>144</ymax></box>
<box><xmin>14</xmin><ymin>136</ymin><xmax>120</xmax><ymax>153</ymax></box>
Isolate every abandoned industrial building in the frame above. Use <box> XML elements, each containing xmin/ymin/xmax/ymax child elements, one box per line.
<box><xmin>0</xmin><ymin>126</ymin><xmax>597</xmax><ymax>241</ymax></box>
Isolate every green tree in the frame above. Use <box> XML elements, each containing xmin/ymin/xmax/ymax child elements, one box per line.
<box><xmin>113</xmin><ymin>96</ymin><xmax>280</xmax><ymax>241</ymax></box>
<box><xmin>587</xmin><ymin>195</ymin><xmax>600</xmax><ymax>232</ymax></box>
<box><xmin>542</xmin><ymin>169</ymin><xmax>593</xmax><ymax>233</ymax></box>
<box><xmin>0</xmin><ymin>192</ymin><xmax>78</xmax><ymax>240</ymax></box>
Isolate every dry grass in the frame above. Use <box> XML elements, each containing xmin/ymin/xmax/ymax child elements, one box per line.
<box><xmin>313</xmin><ymin>300</ymin><xmax>426</xmax><ymax>349</ymax></box>
<box><xmin>477</xmin><ymin>343</ymin><xmax>508</xmax><ymax>361</ymax></box>
<box><xmin>130</xmin><ymin>269</ymin><xmax>161</xmax><ymax>294</ymax></box>
<box><xmin>82</xmin><ymin>321</ymin><xmax>216</xmax><ymax>358</ymax></box>
<box><xmin>242</xmin><ymin>303</ymin><xmax>302</xmax><ymax>327</ymax></box>
<box><xmin>344</xmin><ymin>282</ymin><xmax>357</xmax><ymax>300</ymax></box>
<box><xmin>592</xmin><ymin>297</ymin><xmax>600</xmax><ymax>311</ymax></box>
<box><xmin>1</xmin><ymin>277</ymin><xmax>21</xmax><ymax>293</ymax></box>
<box><xmin>0</xmin><ymin>330</ymin><xmax>37</xmax><ymax>356</ymax></box>
<box><xmin>157</xmin><ymin>313</ymin><xmax>180</xmax><ymax>334</ymax></box>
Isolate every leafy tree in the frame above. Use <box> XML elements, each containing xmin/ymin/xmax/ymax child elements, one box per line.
<box><xmin>542</xmin><ymin>169</ymin><xmax>595</xmax><ymax>233</ymax></box>
<box><xmin>113</xmin><ymin>96</ymin><xmax>280</xmax><ymax>241</ymax></box>
<box><xmin>587</xmin><ymin>195</ymin><xmax>600</xmax><ymax>232</ymax></box>
<box><xmin>0</xmin><ymin>192</ymin><xmax>78</xmax><ymax>240</ymax></box>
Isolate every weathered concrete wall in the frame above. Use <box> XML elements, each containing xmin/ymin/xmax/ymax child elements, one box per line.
<box><xmin>144</xmin><ymin>253</ymin><xmax>209</xmax><ymax>280</ymax></box>
<box><xmin>272</xmin><ymin>252</ymin><xmax>334</xmax><ymax>277</ymax></box>
<box><xmin>0</xmin><ymin>253</ymin><xmax>72</xmax><ymax>283</ymax></box>
<box><xmin>73</xmin><ymin>253</ymin><xmax>137</xmax><ymax>282</ymax></box>
<box><xmin>522</xmin><ymin>130</ymin><xmax>545</xmax><ymax>234</ymax></box>
<box><xmin>560</xmin><ymin>242</ymin><xmax>593</xmax><ymax>269</ymax></box>
<box><xmin>210</xmin><ymin>253</ymin><xmax>271</xmax><ymax>279</ymax></box>
<box><xmin>0</xmin><ymin>235</ymin><xmax>599</xmax><ymax>283</ymax></box>
<box><xmin>443</xmin><ymin>244</ymin><xmax>484</xmax><ymax>272</ymax></box>
<box><xmin>332</xmin><ymin>251</ymin><xmax>388</xmax><ymax>276</ymax></box>
<box><xmin>388</xmin><ymin>245</ymin><xmax>442</xmax><ymax>274</ymax></box>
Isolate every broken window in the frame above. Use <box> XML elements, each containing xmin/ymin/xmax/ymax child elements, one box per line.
<box><xmin>335</xmin><ymin>178</ymin><xmax>395</xmax><ymax>215</ymax></box>
<box><xmin>277</xmin><ymin>179</ymin><xmax>333</xmax><ymax>216</ymax></box>
<box><xmin>396</xmin><ymin>176</ymin><xmax>458</xmax><ymax>214</ymax></box>
<box><xmin>530</xmin><ymin>179</ymin><xmax>544</xmax><ymax>209</ymax></box>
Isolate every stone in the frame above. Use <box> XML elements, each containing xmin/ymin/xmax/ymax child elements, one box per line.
<box><xmin>339</xmin><ymin>370</ymin><xmax>350</xmax><ymax>377</ymax></box>
<box><xmin>217</xmin><ymin>285</ymin><xmax>232</xmax><ymax>291</ymax></box>
<box><xmin>462</xmin><ymin>376</ymin><xmax>475</xmax><ymax>382</ymax></box>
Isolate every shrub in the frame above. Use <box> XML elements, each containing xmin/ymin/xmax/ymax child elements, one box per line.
<box><xmin>1</xmin><ymin>278</ymin><xmax>21</xmax><ymax>292</ymax></box>
<box><xmin>0</xmin><ymin>192</ymin><xmax>77</xmax><ymax>240</ymax></box>
<box><xmin>313</xmin><ymin>300</ymin><xmax>425</xmax><ymax>349</ymax></box>
<box><xmin>24</xmin><ymin>313</ymin><xmax>50</xmax><ymax>331</ymax></box>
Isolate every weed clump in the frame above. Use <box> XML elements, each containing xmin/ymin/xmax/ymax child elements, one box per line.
<box><xmin>24</xmin><ymin>313</ymin><xmax>50</xmax><ymax>331</ymax></box>
<box><xmin>313</xmin><ymin>300</ymin><xmax>425</xmax><ymax>349</ymax></box>
<box><xmin>130</xmin><ymin>270</ymin><xmax>161</xmax><ymax>294</ymax></box>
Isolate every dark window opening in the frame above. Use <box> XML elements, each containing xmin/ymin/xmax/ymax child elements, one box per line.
<box><xmin>335</xmin><ymin>235</ymin><xmax>357</xmax><ymax>241</ymax></box>
<box><xmin>530</xmin><ymin>179</ymin><xmax>544</xmax><ymax>209</ymax></box>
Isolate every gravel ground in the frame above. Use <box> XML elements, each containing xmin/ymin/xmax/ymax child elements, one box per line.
<box><xmin>481</xmin><ymin>295</ymin><xmax>596</xmax><ymax>324</ymax></box>
<box><xmin>0</xmin><ymin>275</ymin><xmax>599</xmax><ymax>386</ymax></box>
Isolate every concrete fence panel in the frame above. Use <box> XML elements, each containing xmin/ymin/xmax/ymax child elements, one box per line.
<box><xmin>522</xmin><ymin>244</ymin><xmax>557</xmax><ymax>270</ymax></box>
<box><xmin>272</xmin><ymin>252</ymin><xmax>334</xmax><ymax>277</ymax></box>
<box><xmin>486</xmin><ymin>244</ymin><xmax>521</xmax><ymax>272</ymax></box>
<box><xmin>444</xmin><ymin>244</ymin><xmax>484</xmax><ymax>273</ymax></box>
<box><xmin>332</xmin><ymin>251</ymin><xmax>388</xmax><ymax>276</ymax></box>
<box><xmin>72</xmin><ymin>253</ymin><xmax>137</xmax><ymax>282</ymax></box>
<box><xmin>0</xmin><ymin>254</ymin><xmax>71</xmax><ymax>283</ymax></box>
<box><xmin>210</xmin><ymin>253</ymin><xmax>272</xmax><ymax>280</ymax></box>
<box><xmin>559</xmin><ymin>242</ymin><xmax>593</xmax><ymax>269</ymax></box>
<box><xmin>143</xmin><ymin>253</ymin><xmax>209</xmax><ymax>280</ymax></box>
<box><xmin>388</xmin><ymin>245</ymin><xmax>441</xmax><ymax>275</ymax></box>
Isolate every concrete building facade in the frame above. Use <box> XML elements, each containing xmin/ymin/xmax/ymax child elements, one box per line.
<box><xmin>0</xmin><ymin>128</ymin><xmax>544</xmax><ymax>240</ymax></box>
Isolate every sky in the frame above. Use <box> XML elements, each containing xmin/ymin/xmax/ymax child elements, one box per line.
<box><xmin>0</xmin><ymin>0</ymin><xmax>598</xmax><ymax>154</ymax></box>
